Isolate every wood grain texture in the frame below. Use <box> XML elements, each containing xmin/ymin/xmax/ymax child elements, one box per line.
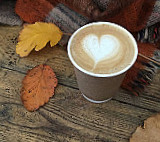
<box><xmin>0</xmin><ymin>25</ymin><xmax>160</xmax><ymax>142</ymax></box>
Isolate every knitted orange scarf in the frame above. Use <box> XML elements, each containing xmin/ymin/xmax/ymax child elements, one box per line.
<box><xmin>15</xmin><ymin>0</ymin><xmax>159</xmax><ymax>95</ymax></box>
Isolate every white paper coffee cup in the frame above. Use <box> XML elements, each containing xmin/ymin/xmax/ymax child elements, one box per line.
<box><xmin>67</xmin><ymin>22</ymin><xmax>138</xmax><ymax>103</ymax></box>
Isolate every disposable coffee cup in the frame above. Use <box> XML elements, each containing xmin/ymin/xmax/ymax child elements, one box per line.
<box><xmin>67</xmin><ymin>22</ymin><xmax>138</xmax><ymax>103</ymax></box>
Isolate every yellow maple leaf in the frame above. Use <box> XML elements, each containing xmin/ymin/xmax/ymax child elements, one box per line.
<box><xmin>16</xmin><ymin>22</ymin><xmax>63</xmax><ymax>57</ymax></box>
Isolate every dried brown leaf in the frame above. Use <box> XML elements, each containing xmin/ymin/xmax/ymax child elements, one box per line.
<box><xmin>130</xmin><ymin>113</ymin><xmax>160</xmax><ymax>142</ymax></box>
<box><xmin>21</xmin><ymin>64</ymin><xmax>58</xmax><ymax>111</ymax></box>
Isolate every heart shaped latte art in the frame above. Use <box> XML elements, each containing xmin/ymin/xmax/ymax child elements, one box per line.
<box><xmin>82</xmin><ymin>34</ymin><xmax>120</xmax><ymax>64</ymax></box>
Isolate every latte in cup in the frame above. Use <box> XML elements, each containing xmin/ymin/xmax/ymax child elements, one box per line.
<box><xmin>68</xmin><ymin>22</ymin><xmax>138</xmax><ymax>103</ymax></box>
<box><xmin>70</xmin><ymin>23</ymin><xmax>135</xmax><ymax>74</ymax></box>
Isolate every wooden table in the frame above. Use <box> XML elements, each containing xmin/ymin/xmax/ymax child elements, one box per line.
<box><xmin>0</xmin><ymin>25</ymin><xmax>160</xmax><ymax>142</ymax></box>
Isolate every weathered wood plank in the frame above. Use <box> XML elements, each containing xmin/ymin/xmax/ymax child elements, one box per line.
<box><xmin>0</xmin><ymin>67</ymin><xmax>158</xmax><ymax>142</ymax></box>
<box><xmin>0</xmin><ymin>26</ymin><xmax>160</xmax><ymax>112</ymax></box>
<box><xmin>0</xmin><ymin>25</ymin><xmax>160</xmax><ymax>141</ymax></box>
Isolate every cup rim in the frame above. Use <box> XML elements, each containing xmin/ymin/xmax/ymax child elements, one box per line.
<box><xmin>67</xmin><ymin>22</ymin><xmax>138</xmax><ymax>77</ymax></box>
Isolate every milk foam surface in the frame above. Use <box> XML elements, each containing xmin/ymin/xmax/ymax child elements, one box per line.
<box><xmin>82</xmin><ymin>34</ymin><xmax>119</xmax><ymax>64</ymax></box>
<box><xmin>70</xmin><ymin>24</ymin><xmax>135</xmax><ymax>74</ymax></box>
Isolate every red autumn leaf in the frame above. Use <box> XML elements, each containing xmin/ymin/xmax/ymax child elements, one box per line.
<box><xmin>21</xmin><ymin>64</ymin><xmax>58</xmax><ymax>111</ymax></box>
